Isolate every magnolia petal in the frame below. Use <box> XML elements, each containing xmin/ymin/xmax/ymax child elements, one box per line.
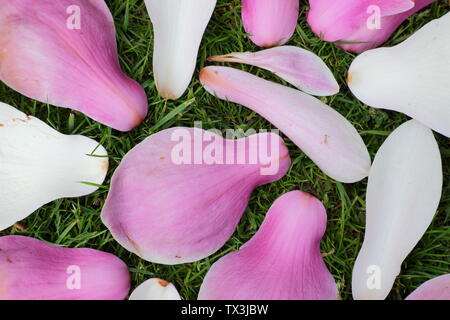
<box><xmin>348</xmin><ymin>12</ymin><xmax>450</xmax><ymax>137</ymax></box>
<box><xmin>307</xmin><ymin>0</ymin><xmax>415</xmax><ymax>42</ymax></box>
<box><xmin>101</xmin><ymin>127</ymin><xmax>291</xmax><ymax>265</ymax></box>
<box><xmin>129</xmin><ymin>278</ymin><xmax>181</xmax><ymax>300</ymax></box>
<box><xmin>145</xmin><ymin>0</ymin><xmax>216</xmax><ymax>100</ymax></box>
<box><xmin>405</xmin><ymin>274</ymin><xmax>450</xmax><ymax>300</ymax></box>
<box><xmin>0</xmin><ymin>102</ymin><xmax>108</xmax><ymax>231</ymax></box>
<box><xmin>0</xmin><ymin>235</ymin><xmax>130</xmax><ymax>300</ymax></box>
<box><xmin>200</xmin><ymin>66</ymin><xmax>370</xmax><ymax>183</ymax></box>
<box><xmin>198</xmin><ymin>190</ymin><xmax>338</xmax><ymax>300</ymax></box>
<box><xmin>242</xmin><ymin>0</ymin><xmax>299</xmax><ymax>48</ymax></box>
<box><xmin>0</xmin><ymin>0</ymin><xmax>148</xmax><ymax>131</ymax></box>
<box><xmin>337</xmin><ymin>0</ymin><xmax>437</xmax><ymax>53</ymax></box>
<box><xmin>352</xmin><ymin>120</ymin><xmax>443</xmax><ymax>300</ymax></box>
<box><xmin>209</xmin><ymin>46</ymin><xmax>339</xmax><ymax>96</ymax></box>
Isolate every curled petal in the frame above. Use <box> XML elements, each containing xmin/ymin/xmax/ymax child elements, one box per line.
<box><xmin>352</xmin><ymin>120</ymin><xmax>443</xmax><ymax>300</ymax></box>
<box><xmin>348</xmin><ymin>12</ymin><xmax>450</xmax><ymax>137</ymax></box>
<box><xmin>307</xmin><ymin>0</ymin><xmax>435</xmax><ymax>53</ymax></box>
<box><xmin>198</xmin><ymin>190</ymin><xmax>338</xmax><ymax>300</ymax></box>
<box><xmin>129</xmin><ymin>278</ymin><xmax>181</xmax><ymax>300</ymax></box>
<box><xmin>200</xmin><ymin>66</ymin><xmax>371</xmax><ymax>183</ymax></box>
<box><xmin>101</xmin><ymin>127</ymin><xmax>291</xmax><ymax>264</ymax></box>
<box><xmin>209</xmin><ymin>46</ymin><xmax>339</xmax><ymax>96</ymax></box>
<box><xmin>0</xmin><ymin>0</ymin><xmax>148</xmax><ymax>131</ymax></box>
<box><xmin>0</xmin><ymin>236</ymin><xmax>130</xmax><ymax>300</ymax></box>
<box><xmin>0</xmin><ymin>102</ymin><xmax>108</xmax><ymax>231</ymax></box>
<box><xmin>145</xmin><ymin>0</ymin><xmax>217</xmax><ymax>100</ymax></box>
<box><xmin>242</xmin><ymin>0</ymin><xmax>299</xmax><ymax>48</ymax></box>
<box><xmin>406</xmin><ymin>274</ymin><xmax>450</xmax><ymax>300</ymax></box>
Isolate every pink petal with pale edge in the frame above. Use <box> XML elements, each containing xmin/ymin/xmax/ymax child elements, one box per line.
<box><xmin>242</xmin><ymin>0</ymin><xmax>299</xmax><ymax>47</ymax></box>
<box><xmin>0</xmin><ymin>236</ymin><xmax>130</xmax><ymax>300</ymax></box>
<box><xmin>198</xmin><ymin>190</ymin><xmax>338</xmax><ymax>300</ymax></box>
<box><xmin>209</xmin><ymin>46</ymin><xmax>339</xmax><ymax>96</ymax></box>
<box><xmin>101</xmin><ymin>127</ymin><xmax>291</xmax><ymax>265</ymax></box>
<box><xmin>0</xmin><ymin>0</ymin><xmax>148</xmax><ymax>131</ymax></box>
<box><xmin>406</xmin><ymin>274</ymin><xmax>450</xmax><ymax>300</ymax></box>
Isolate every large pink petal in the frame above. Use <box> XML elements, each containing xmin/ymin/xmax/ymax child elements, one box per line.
<box><xmin>199</xmin><ymin>66</ymin><xmax>371</xmax><ymax>183</ymax></box>
<box><xmin>405</xmin><ymin>275</ymin><xmax>450</xmax><ymax>300</ymax></box>
<box><xmin>0</xmin><ymin>0</ymin><xmax>148</xmax><ymax>131</ymax></box>
<box><xmin>101</xmin><ymin>127</ymin><xmax>291</xmax><ymax>265</ymax></box>
<box><xmin>209</xmin><ymin>46</ymin><xmax>339</xmax><ymax>96</ymax></box>
<box><xmin>307</xmin><ymin>0</ymin><xmax>415</xmax><ymax>42</ymax></box>
<box><xmin>242</xmin><ymin>0</ymin><xmax>299</xmax><ymax>47</ymax></box>
<box><xmin>0</xmin><ymin>236</ymin><xmax>130</xmax><ymax>300</ymax></box>
<box><xmin>198</xmin><ymin>190</ymin><xmax>338</xmax><ymax>300</ymax></box>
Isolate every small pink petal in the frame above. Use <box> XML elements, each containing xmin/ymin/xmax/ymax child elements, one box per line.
<box><xmin>406</xmin><ymin>275</ymin><xmax>450</xmax><ymax>300</ymax></box>
<box><xmin>242</xmin><ymin>0</ymin><xmax>299</xmax><ymax>48</ymax></box>
<box><xmin>101</xmin><ymin>127</ymin><xmax>291</xmax><ymax>265</ymax></box>
<box><xmin>209</xmin><ymin>46</ymin><xmax>339</xmax><ymax>96</ymax></box>
<box><xmin>199</xmin><ymin>66</ymin><xmax>371</xmax><ymax>183</ymax></box>
<box><xmin>198</xmin><ymin>190</ymin><xmax>338</xmax><ymax>300</ymax></box>
<box><xmin>0</xmin><ymin>0</ymin><xmax>148</xmax><ymax>131</ymax></box>
<box><xmin>0</xmin><ymin>236</ymin><xmax>130</xmax><ymax>300</ymax></box>
<box><xmin>307</xmin><ymin>0</ymin><xmax>415</xmax><ymax>42</ymax></box>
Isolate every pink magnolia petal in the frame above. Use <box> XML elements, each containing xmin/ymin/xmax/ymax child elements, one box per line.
<box><xmin>101</xmin><ymin>127</ymin><xmax>291</xmax><ymax>265</ymax></box>
<box><xmin>337</xmin><ymin>0</ymin><xmax>437</xmax><ymax>53</ymax></box>
<box><xmin>0</xmin><ymin>236</ymin><xmax>130</xmax><ymax>300</ymax></box>
<box><xmin>242</xmin><ymin>0</ymin><xmax>299</xmax><ymax>47</ymax></box>
<box><xmin>307</xmin><ymin>0</ymin><xmax>415</xmax><ymax>42</ymax></box>
<box><xmin>199</xmin><ymin>66</ymin><xmax>371</xmax><ymax>183</ymax></box>
<box><xmin>0</xmin><ymin>0</ymin><xmax>148</xmax><ymax>131</ymax></box>
<box><xmin>405</xmin><ymin>275</ymin><xmax>450</xmax><ymax>300</ymax></box>
<box><xmin>209</xmin><ymin>46</ymin><xmax>339</xmax><ymax>96</ymax></box>
<box><xmin>198</xmin><ymin>190</ymin><xmax>338</xmax><ymax>300</ymax></box>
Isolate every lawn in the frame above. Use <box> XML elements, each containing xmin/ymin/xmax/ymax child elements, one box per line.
<box><xmin>0</xmin><ymin>0</ymin><xmax>449</xmax><ymax>300</ymax></box>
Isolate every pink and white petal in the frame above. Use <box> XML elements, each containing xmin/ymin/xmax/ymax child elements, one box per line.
<box><xmin>200</xmin><ymin>66</ymin><xmax>370</xmax><ymax>183</ymax></box>
<box><xmin>0</xmin><ymin>236</ymin><xmax>130</xmax><ymax>300</ymax></box>
<box><xmin>406</xmin><ymin>274</ymin><xmax>450</xmax><ymax>300</ymax></box>
<box><xmin>242</xmin><ymin>0</ymin><xmax>299</xmax><ymax>47</ymax></box>
<box><xmin>307</xmin><ymin>0</ymin><xmax>415</xmax><ymax>42</ymax></box>
<box><xmin>0</xmin><ymin>0</ymin><xmax>148</xmax><ymax>131</ymax></box>
<box><xmin>209</xmin><ymin>46</ymin><xmax>339</xmax><ymax>96</ymax></box>
<box><xmin>198</xmin><ymin>191</ymin><xmax>338</xmax><ymax>300</ymax></box>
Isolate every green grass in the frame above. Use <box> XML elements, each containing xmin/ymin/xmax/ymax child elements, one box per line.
<box><xmin>1</xmin><ymin>0</ymin><xmax>449</xmax><ymax>300</ymax></box>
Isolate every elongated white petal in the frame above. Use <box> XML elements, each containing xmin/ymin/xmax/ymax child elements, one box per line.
<box><xmin>145</xmin><ymin>0</ymin><xmax>217</xmax><ymax>100</ymax></box>
<box><xmin>352</xmin><ymin>120</ymin><xmax>443</xmax><ymax>300</ymax></box>
<box><xmin>348</xmin><ymin>12</ymin><xmax>450</xmax><ymax>137</ymax></box>
<box><xmin>129</xmin><ymin>278</ymin><xmax>181</xmax><ymax>300</ymax></box>
<box><xmin>0</xmin><ymin>102</ymin><xmax>108</xmax><ymax>230</ymax></box>
<box><xmin>209</xmin><ymin>46</ymin><xmax>339</xmax><ymax>96</ymax></box>
<box><xmin>200</xmin><ymin>66</ymin><xmax>371</xmax><ymax>183</ymax></box>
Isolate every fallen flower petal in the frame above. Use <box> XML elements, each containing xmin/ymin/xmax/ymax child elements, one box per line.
<box><xmin>308</xmin><ymin>0</ymin><xmax>435</xmax><ymax>53</ymax></box>
<box><xmin>145</xmin><ymin>0</ymin><xmax>217</xmax><ymax>100</ymax></box>
<box><xmin>129</xmin><ymin>278</ymin><xmax>181</xmax><ymax>300</ymax></box>
<box><xmin>209</xmin><ymin>46</ymin><xmax>339</xmax><ymax>96</ymax></box>
<box><xmin>352</xmin><ymin>120</ymin><xmax>442</xmax><ymax>300</ymax></box>
<box><xmin>348</xmin><ymin>12</ymin><xmax>450</xmax><ymax>137</ymax></box>
<box><xmin>242</xmin><ymin>0</ymin><xmax>299</xmax><ymax>48</ymax></box>
<box><xmin>405</xmin><ymin>274</ymin><xmax>450</xmax><ymax>300</ymax></box>
<box><xmin>0</xmin><ymin>0</ymin><xmax>148</xmax><ymax>131</ymax></box>
<box><xmin>198</xmin><ymin>190</ymin><xmax>338</xmax><ymax>300</ymax></box>
<box><xmin>200</xmin><ymin>66</ymin><xmax>371</xmax><ymax>183</ymax></box>
<box><xmin>0</xmin><ymin>235</ymin><xmax>130</xmax><ymax>300</ymax></box>
<box><xmin>0</xmin><ymin>102</ymin><xmax>108</xmax><ymax>231</ymax></box>
<box><xmin>101</xmin><ymin>127</ymin><xmax>291</xmax><ymax>265</ymax></box>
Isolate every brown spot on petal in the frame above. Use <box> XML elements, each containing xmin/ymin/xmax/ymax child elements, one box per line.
<box><xmin>175</xmin><ymin>255</ymin><xmax>181</xmax><ymax>259</ymax></box>
<box><xmin>6</xmin><ymin>257</ymin><xmax>12</xmax><ymax>263</ymax></box>
<box><xmin>0</xmin><ymin>124</ymin><xmax>4</xmax><ymax>127</ymax></box>
<box><xmin>160</xmin><ymin>156</ymin><xmax>165</xmax><ymax>160</ymax></box>
<box><xmin>347</xmin><ymin>73</ymin><xmax>353</xmax><ymax>85</ymax></box>
<box><xmin>157</xmin><ymin>279</ymin><xmax>170</xmax><ymax>287</ymax></box>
